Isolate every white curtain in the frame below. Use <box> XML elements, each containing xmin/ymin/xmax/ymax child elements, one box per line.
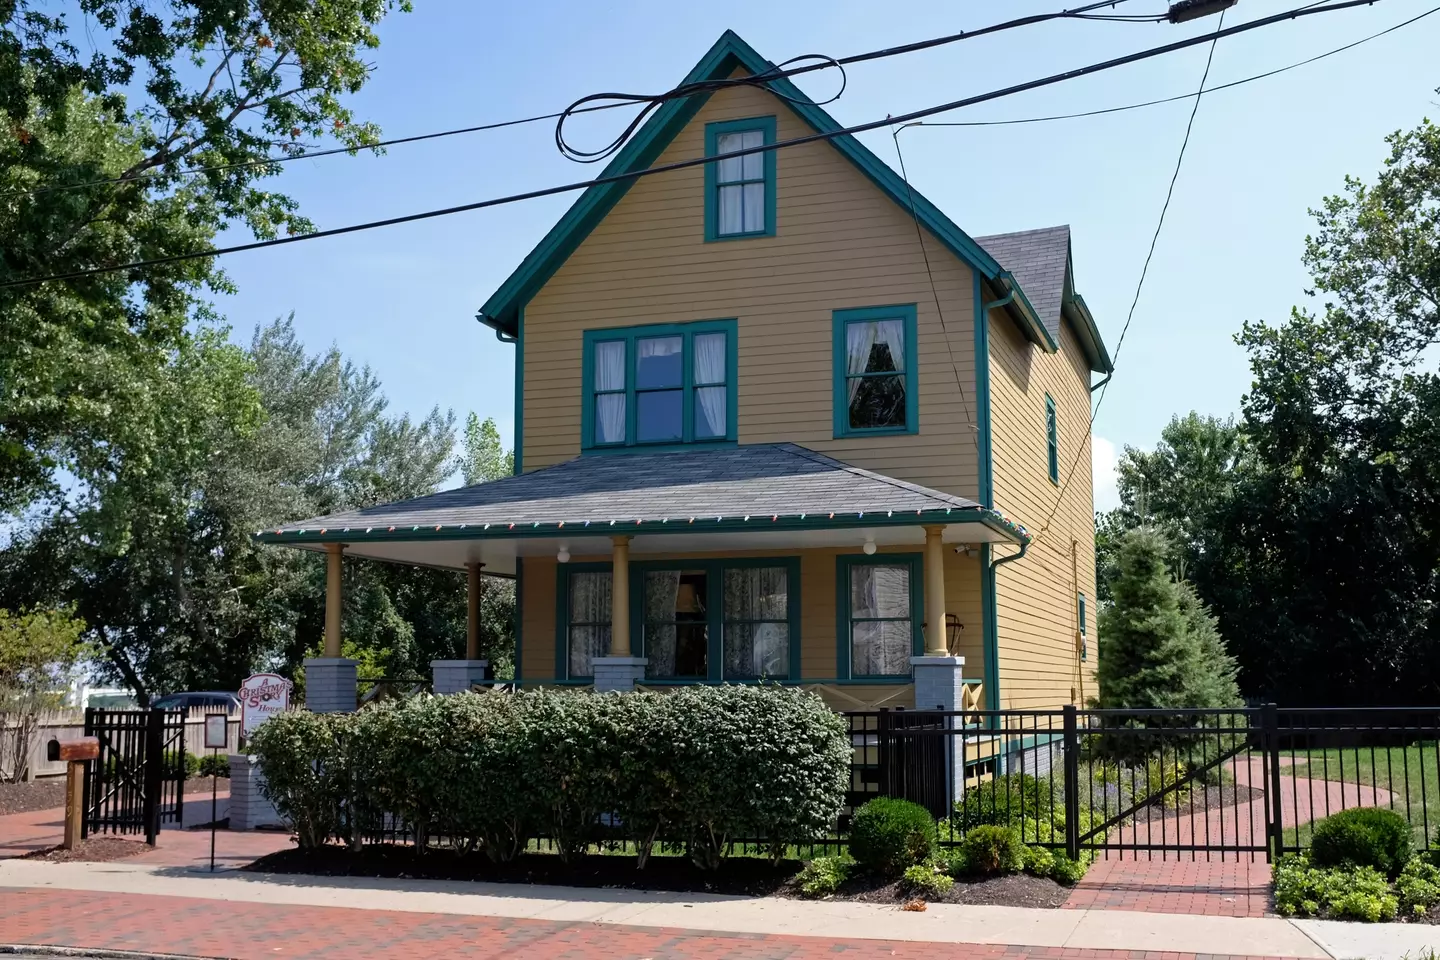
<box><xmin>722</xmin><ymin>567</ymin><xmax>788</xmax><ymax>679</ymax></box>
<box><xmin>568</xmin><ymin>572</ymin><xmax>612</xmax><ymax>677</ymax></box>
<box><xmin>643</xmin><ymin>570</ymin><xmax>681</xmax><ymax>678</ymax></box>
<box><xmin>637</xmin><ymin>335</ymin><xmax>681</xmax><ymax>384</ymax></box>
<box><xmin>716</xmin><ymin>130</ymin><xmax>764</xmax><ymax>235</ymax></box>
<box><xmin>594</xmin><ymin>340</ymin><xmax>626</xmax><ymax>443</ymax></box>
<box><xmin>875</xmin><ymin>318</ymin><xmax>905</xmax><ymax>372</ymax></box>
<box><xmin>849</xmin><ymin>565</ymin><xmax>911</xmax><ymax>676</ymax></box>
<box><xmin>845</xmin><ymin>321</ymin><xmax>879</xmax><ymax>405</ymax></box>
<box><xmin>694</xmin><ymin>332</ymin><xmax>727</xmax><ymax>438</ymax></box>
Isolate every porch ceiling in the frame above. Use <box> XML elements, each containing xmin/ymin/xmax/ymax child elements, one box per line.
<box><xmin>255</xmin><ymin>442</ymin><xmax>1030</xmax><ymax>574</ymax></box>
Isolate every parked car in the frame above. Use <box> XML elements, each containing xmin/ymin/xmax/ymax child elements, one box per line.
<box><xmin>151</xmin><ymin>691</ymin><xmax>239</xmax><ymax>711</ymax></box>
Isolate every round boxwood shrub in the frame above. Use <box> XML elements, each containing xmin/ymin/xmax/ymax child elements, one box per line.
<box><xmin>1309</xmin><ymin>807</ymin><xmax>1413</xmax><ymax>878</ymax></box>
<box><xmin>961</xmin><ymin>824</ymin><xmax>1024</xmax><ymax>875</ymax></box>
<box><xmin>849</xmin><ymin>797</ymin><xmax>936</xmax><ymax>876</ymax></box>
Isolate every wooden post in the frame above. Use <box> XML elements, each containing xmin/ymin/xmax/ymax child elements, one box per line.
<box><xmin>324</xmin><ymin>543</ymin><xmax>344</xmax><ymax>658</ymax></box>
<box><xmin>923</xmin><ymin>525</ymin><xmax>948</xmax><ymax>655</ymax></box>
<box><xmin>64</xmin><ymin>760</ymin><xmax>84</xmax><ymax>850</ymax></box>
<box><xmin>466</xmin><ymin>561</ymin><xmax>484</xmax><ymax>660</ymax></box>
<box><xmin>610</xmin><ymin>536</ymin><xmax>631</xmax><ymax>656</ymax></box>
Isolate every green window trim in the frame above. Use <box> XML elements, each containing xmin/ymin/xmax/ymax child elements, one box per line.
<box><xmin>703</xmin><ymin>116</ymin><xmax>777</xmax><ymax>241</ymax></box>
<box><xmin>835</xmin><ymin>553</ymin><xmax>924</xmax><ymax>681</ymax></box>
<box><xmin>831</xmin><ymin>304</ymin><xmax>920</xmax><ymax>438</ymax></box>
<box><xmin>580</xmin><ymin>319</ymin><xmax>738</xmax><ymax>453</ymax></box>
<box><xmin>1078</xmin><ymin>591</ymin><xmax>1088</xmax><ymax>662</ymax></box>
<box><xmin>555</xmin><ymin>557</ymin><xmax>802</xmax><ymax>683</ymax></box>
<box><xmin>1045</xmin><ymin>393</ymin><xmax>1059</xmax><ymax>484</ymax></box>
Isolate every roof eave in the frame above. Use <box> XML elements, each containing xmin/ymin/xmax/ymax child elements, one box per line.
<box><xmin>1063</xmin><ymin>294</ymin><xmax>1113</xmax><ymax>374</ymax></box>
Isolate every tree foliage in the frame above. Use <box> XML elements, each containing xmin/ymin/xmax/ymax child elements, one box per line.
<box><xmin>0</xmin><ymin>607</ymin><xmax>86</xmax><ymax>781</ymax></box>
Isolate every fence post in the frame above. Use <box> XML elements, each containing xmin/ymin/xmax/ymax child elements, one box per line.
<box><xmin>1263</xmin><ymin>702</ymin><xmax>1283</xmax><ymax>862</ymax></box>
<box><xmin>143</xmin><ymin>707</ymin><xmax>164</xmax><ymax>845</ymax></box>
<box><xmin>80</xmin><ymin>707</ymin><xmax>95</xmax><ymax>840</ymax></box>
<box><xmin>1062</xmin><ymin>704</ymin><xmax>1081</xmax><ymax>861</ymax></box>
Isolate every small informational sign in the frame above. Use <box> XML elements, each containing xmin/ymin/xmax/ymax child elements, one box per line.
<box><xmin>239</xmin><ymin>673</ymin><xmax>292</xmax><ymax>737</ymax></box>
<box><xmin>203</xmin><ymin>713</ymin><xmax>228</xmax><ymax>750</ymax></box>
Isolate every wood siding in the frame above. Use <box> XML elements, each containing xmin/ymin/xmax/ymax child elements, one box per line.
<box><xmin>518</xmin><ymin>545</ymin><xmax>984</xmax><ymax>693</ymax></box>
<box><xmin>520</xmin><ymin>81</ymin><xmax>980</xmax><ymax>501</ymax></box>
<box><xmin>988</xmin><ymin>309</ymin><xmax>1098</xmax><ymax>710</ymax></box>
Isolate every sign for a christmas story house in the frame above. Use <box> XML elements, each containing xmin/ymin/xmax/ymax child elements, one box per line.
<box><xmin>239</xmin><ymin>673</ymin><xmax>291</xmax><ymax>737</ymax></box>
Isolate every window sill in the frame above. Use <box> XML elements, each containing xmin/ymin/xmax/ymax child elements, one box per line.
<box><xmin>704</xmin><ymin>229</ymin><xmax>776</xmax><ymax>243</ymax></box>
<box><xmin>580</xmin><ymin>440</ymin><xmax>737</xmax><ymax>456</ymax></box>
<box><xmin>833</xmin><ymin>426</ymin><xmax>918</xmax><ymax>440</ymax></box>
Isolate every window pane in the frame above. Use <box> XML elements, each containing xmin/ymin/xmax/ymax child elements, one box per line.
<box><xmin>742</xmin><ymin>182</ymin><xmax>765</xmax><ymax>232</ymax></box>
<box><xmin>569</xmin><ymin>625</ymin><xmax>610</xmax><ymax>678</ymax></box>
<box><xmin>724</xmin><ymin>567</ymin><xmax>788</xmax><ymax>620</ymax></box>
<box><xmin>637</xmin><ymin>389</ymin><xmax>683</xmax><ymax>442</ymax></box>
<box><xmin>718</xmin><ymin>184</ymin><xmax>743</xmax><ymax>234</ymax></box>
<box><xmin>716</xmin><ymin>132</ymin><xmax>745</xmax><ymax>182</ymax></box>
<box><xmin>848</xmin><ymin>374</ymin><xmax>907</xmax><ymax>429</ymax></box>
<box><xmin>694</xmin><ymin>386</ymin><xmax>726</xmax><ymax>439</ymax></box>
<box><xmin>595</xmin><ymin>394</ymin><xmax>626</xmax><ymax>444</ymax></box>
<box><xmin>846</xmin><ymin>319</ymin><xmax>903</xmax><ymax>374</ymax></box>
<box><xmin>570</xmin><ymin>572</ymin><xmax>612</xmax><ymax>622</ymax></box>
<box><xmin>644</xmin><ymin>570</ymin><xmax>708</xmax><ymax>678</ymax></box>
<box><xmin>739</xmin><ymin>130</ymin><xmax>764</xmax><ymax>179</ymax></box>
<box><xmin>852</xmin><ymin>620</ymin><xmax>912</xmax><ymax>676</ymax></box>
<box><xmin>851</xmin><ymin>564</ymin><xmax>911</xmax><ymax>619</ymax></box>
<box><xmin>724</xmin><ymin>623</ymin><xmax>788</xmax><ymax>680</ymax></box>
<box><xmin>694</xmin><ymin>333</ymin><xmax>726</xmax><ymax>385</ymax></box>
<box><xmin>636</xmin><ymin>336</ymin><xmax>682</xmax><ymax>388</ymax></box>
<box><xmin>594</xmin><ymin>340</ymin><xmax>626</xmax><ymax>391</ymax></box>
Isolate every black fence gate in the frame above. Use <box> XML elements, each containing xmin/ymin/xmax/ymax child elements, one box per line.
<box><xmin>82</xmin><ymin>707</ymin><xmax>187</xmax><ymax>844</ymax></box>
<box><xmin>845</xmin><ymin>705</ymin><xmax>1440</xmax><ymax>862</ymax></box>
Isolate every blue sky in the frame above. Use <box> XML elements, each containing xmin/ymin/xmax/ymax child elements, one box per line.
<box><xmin>213</xmin><ymin>0</ymin><xmax>1440</xmax><ymax>510</ymax></box>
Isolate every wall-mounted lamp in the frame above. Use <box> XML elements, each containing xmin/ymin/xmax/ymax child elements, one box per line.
<box><xmin>946</xmin><ymin>613</ymin><xmax>964</xmax><ymax>654</ymax></box>
<box><xmin>557</xmin><ymin>544</ymin><xmax>571</xmax><ymax>563</ymax></box>
<box><xmin>862</xmin><ymin>536</ymin><xmax>877</xmax><ymax>556</ymax></box>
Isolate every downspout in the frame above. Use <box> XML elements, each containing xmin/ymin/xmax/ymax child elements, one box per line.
<box><xmin>476</xmin><ymin>311</ymin><xmax>517</xmax><ymax>344</ymax></box>
<box><xmin>990</xmin><ymin>539</ymin><xmax>1029</xmax><ymax>572</ymax></box>
<box><xmin>983</xmin><ymin>287</ymin><xmax>1015</xmax><ymax>313</ymax></box>
<box><xmin>1090</xmin><ymin>372</ymin><xmax>1111</xmax><ymax>394</ymax></box>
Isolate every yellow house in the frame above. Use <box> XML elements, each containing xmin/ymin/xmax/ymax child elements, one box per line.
<box><xmin>258</xmin><ymin>31</ymin><xmax>1110</xmax><ymax>718</ymax></box>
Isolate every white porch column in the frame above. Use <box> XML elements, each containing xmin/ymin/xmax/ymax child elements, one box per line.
<box><xmin>433</xmin><ymin>561</ymin><xmax>489</xmax><ymax>694</ymax></box>
<box><xmin>594</xmin><ymin>535</ymin><xmax>646</xmax><ymax>692</ymax></box>
<box><xmin>306</xmin><ymin>542</ymin><xmax>357</xmax><ymax>713</ymax></box>
<box><xmin>912</xmin><ymin>525</ymin><xmax>965</xmax><ymax>802</ymax></box>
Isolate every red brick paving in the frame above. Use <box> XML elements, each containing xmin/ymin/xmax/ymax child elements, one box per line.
<box><xmin>1065</xmin><ymin>857</ymin><xmax>1273</xmax><ymax>918</ymax></box>
<box><xmin>0</xmin><ymin>887</ymin><xmax>1307</xmax><ymax>960</ymax></box>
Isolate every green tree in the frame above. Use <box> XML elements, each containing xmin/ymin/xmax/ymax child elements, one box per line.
<box><xmin>0</xmin><ymin>607</ymin><xmax>86</xmax><ymax>781</ymax></box>
<box><xmin>459</xmin><ymin>413</ymin><xmax>514</xmax><ymax>484</ymax></box>
<box><xmin>1</xmin><ymin>0</ymin><xmax>409</xmax><ymax>513</ymax></box>
<box><xmin>1096</xmin><ymin>528</ymin><xmax>1240</xmax><ymax>710</ymax></box>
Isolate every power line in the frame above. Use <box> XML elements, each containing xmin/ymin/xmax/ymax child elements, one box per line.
<box><xmin>7</xmin><ymin>0</ymin><xmax>1151</xmax><ymax>201</ymax></box>
<box><xmin>1031</xmin><ymin>5</ymin><xmax>1228</xmax><ymax>548</ymax></box>
<box><xmin>0</xmin><ymin>0</ymin><xmax>1384</xmax><ymax>291</ymax></box>
<box><xmin>901</xmin><ymin>5</ymin><xmax>1439</xmax><ymax>133</ymax></box>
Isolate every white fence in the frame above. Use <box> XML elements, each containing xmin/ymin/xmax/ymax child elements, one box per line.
<box><xmin>2</xmin><ymin>706</ymin><xmax>244</xmax><ymax>780</ymax></box>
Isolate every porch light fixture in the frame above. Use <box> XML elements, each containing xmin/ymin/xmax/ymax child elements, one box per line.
<box><xmin>946</xmin><ymin>613</ymin><xmax>964</xmax><ymax>654</ymax></box>
<box><xmin>862</xmin><ymin>536</ymin><xmax>877</xmax><ymax>556</ymax></box>
<box><xmin>557</xmin><ymin>544</ymin><xmax>571</xmax><ymax>563</ymax></box>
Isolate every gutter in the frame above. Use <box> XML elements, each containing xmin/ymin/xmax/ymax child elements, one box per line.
<box><xmin>1090</xmin><ymin>372</ymin><xmax>1112</xmax><ymax>394</ymax></box>
<box><xmin>475</xmin><ymin>311</ymin><xmax>517</xmax><ymax>344</ymax></box>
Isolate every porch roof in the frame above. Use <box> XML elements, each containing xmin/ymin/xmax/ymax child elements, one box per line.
<box><xmin>254</xmin><ymin>444</ymin><xmax>1029</xmax><ymax>574</ymax></box>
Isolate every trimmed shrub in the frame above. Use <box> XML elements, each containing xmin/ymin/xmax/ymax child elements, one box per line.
<box><xmin>247</xmin><ymin>710</ymin><xmax>356</xmax><ymax>849</ymax></box>
<box><xmin>197</xmin><ymin>754</ymin><xmax>230</xmax><ymax>778</ymax></box>
<box><xmin>1050</xmin><ymin>852</ymin><xmax>1090</xmax><ymax>885</ymax></box>
<box><xmin>961</xmin><ymin>824</ymin><xmax>1024</xmax><ymax>875</ymax></box>
<box><xmin>1022</xmin><ymin>844</ymin><xmax>1056</xmax><ymax>878</ymax></box>
<box><xmin>901</xmin><ymin>861</ymin><xmax>954</xmax><ymax>898</ymax></box>
<box><xmin>797</xmin><ymin>855</ymin><xmax>853</xmax><ymax>897</ymax></box>
<box><xmin>849</xmin><ymin>797</ymin><xmax>936</xmax><ymax>876</ymax></box>
<box><xmin>1274</xmin><ymin>854</ymin><xmax>1398</xmax><ymax>921</ymax></box>
<box><xmin>954</xmin><ymin>774</ymin><xmax>1054</xmax><ymax>831</ymax></box>
<box><xmin>1310</xmin><ymin>807</ymin><xmax>1413</xmax><ymax>878</ymax></box>
<box><xmin>1397</xmin><ymin>857</ymin><xmax>1440</xmax><ymax>916</ymax></box>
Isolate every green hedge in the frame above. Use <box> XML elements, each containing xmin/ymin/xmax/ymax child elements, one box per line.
<box><xmin>1310</xmin><ymin>807</ymin><xmax>1413</xmax><ymax>878</ymax></box>
<box><xmin>849</xmin><ymin>797</ymin><xmax>935</xmax><ymax>876</ymax></box>
<box><xmin>251</xmin><ymin>686</ymin><xmax>851</xmax><ymax>868</ymax></box>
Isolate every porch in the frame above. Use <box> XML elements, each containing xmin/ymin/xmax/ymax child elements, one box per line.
<box><xmin>255</xmin><ymin>443</ymin><xmax>1029</xmax><ymax>711</ymax></box>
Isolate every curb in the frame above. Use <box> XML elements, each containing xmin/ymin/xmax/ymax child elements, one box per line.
<box><xmin>1</xmin><ymin>946</ymin><xmax>233</xmax><ymax>960</ymax></box>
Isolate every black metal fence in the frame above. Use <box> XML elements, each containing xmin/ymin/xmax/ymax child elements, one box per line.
<box><xmin>846</xmin><ymin>705</ymin><xmax>1440</xmax><ymax>861</ymax></box>
<box><xmin>82</xmin><ymin>707</ymin><xmax>187</xmax><ymax>843</ymax></box>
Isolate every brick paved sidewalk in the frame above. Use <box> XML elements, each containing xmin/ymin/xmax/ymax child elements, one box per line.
<box><xmin>0</xmin><ymin>887</ymin><xmax>1310</xmax><ymax>960</ymax></box>
<box><xmin>1066</xmin><ymin>857</ymin><xmax>1273</xmax><ymax>918</ymax></box>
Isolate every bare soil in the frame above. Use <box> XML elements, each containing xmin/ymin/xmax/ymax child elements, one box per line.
<box><xmin>21</xmin><ymin>836</ymin><xmax>148</xmax><ymax>863</ymax></box>
<box><xmin>0</xmin><ymin>779</ymin><xmax>66</xmax><ymax>816</ymax></box>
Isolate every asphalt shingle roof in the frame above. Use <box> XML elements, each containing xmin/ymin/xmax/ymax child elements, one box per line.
<box><xmin>976</xmin><ymin>225</ymin><xmax>1071</xmax><ymax>344</ymax></box>
<box><xmin>263</xmin><ymin>443</ymin><xmax>984</xmax><ymax>535</ymax></box>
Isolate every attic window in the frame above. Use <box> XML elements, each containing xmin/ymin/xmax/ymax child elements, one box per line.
<box><xmin>705</xmin><ymin>116</ymin><xmax>776</xmax><ymax>240</ymax></box>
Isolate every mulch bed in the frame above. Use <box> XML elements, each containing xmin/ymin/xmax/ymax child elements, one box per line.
<box><xmin>244</xmin><ymin>844</ymin><xmax>1073</xmax><ymax>906</ymax></box>
<box><xmin>0</xmin><ymin>778</ymin><xmax>67</xmax><ymax>816</ymax></box>
<box><xmin>785</xmin><ymin>870</ymin><xmax>1071</xmax><ymax>908</ymax></box>
<box><xmin>21</xmin><ymin>836</ymin><xmax>149</xmax><ymax>863</ymax></box>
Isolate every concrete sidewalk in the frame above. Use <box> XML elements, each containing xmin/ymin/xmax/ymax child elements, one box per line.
<box><xmin>0</xmin><ymin>858</ymin><xmax>1391</xmax><ymax>959</ymax></box>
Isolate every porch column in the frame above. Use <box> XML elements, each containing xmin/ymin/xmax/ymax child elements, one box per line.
<box><xmin>432</xmin><ymin>560</ymin><xmax>490</xmax><ymax>694</ymax></box>
<box><xmin>594</xmin><ymin>535</ymin><xmax>646</xmax><ymax>692</ymax></box>
<box><xmin>911</xmin><ymin>525</ymin><xmax>965</xmax><ymax>803</ymax></box>
<box><xmin>306</xmin><ymin>542</ymin><xmax>357</xmax><ymax>713</ymax></box>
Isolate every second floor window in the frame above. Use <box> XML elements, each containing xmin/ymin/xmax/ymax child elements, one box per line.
<box><xmin>583</xmin><ymin>320</ymin><xmax>737</xmax><ymax>450</ymax></box>
<box><xmin>833</xmin><ymin>304</ymin><xmax>919</xmax><ymax>437</ymax></box>
<box><xmin>1046</xmin><ymin>393</ymin><xmax>1059</xmax><ymax>484</ymax></box>
<box><xmin>705</xmin><ymin>117</ymin><xmax>776</xmax><ymax>240</ymax></box>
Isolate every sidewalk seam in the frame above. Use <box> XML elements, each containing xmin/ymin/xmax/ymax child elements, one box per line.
<box><xmin>1287</xmin><ymin>918</ymin><xmax>1341</xmax><ymax>960</ymax></box>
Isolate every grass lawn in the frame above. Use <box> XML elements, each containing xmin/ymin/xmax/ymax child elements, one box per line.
<box><xmin>1284</xmin><ymin>743</ymin><xmax>1440</xmax><ymax>851</ymax></box>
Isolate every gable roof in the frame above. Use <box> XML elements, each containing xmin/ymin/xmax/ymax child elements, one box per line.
<box><xmin>977</xmin><ymin>226</ymin><xmax>1112</xmax><ymax>373</ymax></box>
<box><xmin>255</xmin><ymin>442</ymin><xmax>1028</xmax><ymax>547</ymax></box>
<box><xmin>474</xmin><ymin>29</ymin><xmax>1059</xmax><ymax>355</ymax></box>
